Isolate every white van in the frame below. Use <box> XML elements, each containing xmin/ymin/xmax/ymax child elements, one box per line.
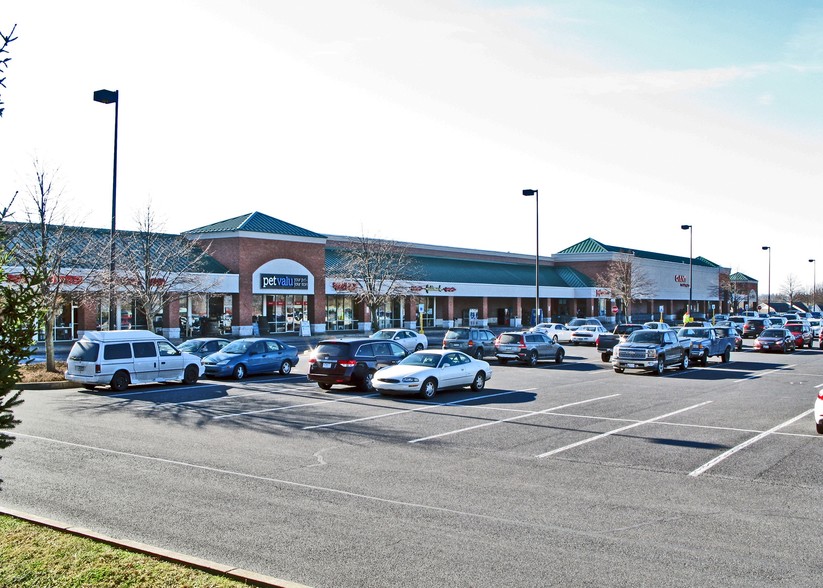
<box><xmin>65</xmin><ymin>330</ymin><xmax>204</xmax><ymax>391</ymax></box>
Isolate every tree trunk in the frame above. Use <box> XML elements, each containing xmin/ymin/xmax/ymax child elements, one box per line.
<box><xmin>44</xmin><ymin>312</ymin><xmax>56</xmax><ymax>373</ymax></box>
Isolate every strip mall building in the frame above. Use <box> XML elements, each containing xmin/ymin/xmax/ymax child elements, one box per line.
<box><xmin>8</xmin><ymin>211</ymin><xmax>759</xmax><ymax>340</ymax></box>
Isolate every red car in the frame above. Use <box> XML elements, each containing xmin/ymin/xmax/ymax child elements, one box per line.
<box><xmin>754</xmin><ymin>328</ymin><xmax>796</xmax><ymax>353</ymax></box>
<box><xmin>784</xmin><ymin>322</ymin><xmax>812</xmax><ymax>348</ymax></box>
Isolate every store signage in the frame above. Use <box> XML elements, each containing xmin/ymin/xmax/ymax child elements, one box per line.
<box><xmin>260</xmin><ymin>273</ymin><xmax>309</xmax><ymax>290</ymax></box>
<box><xmin>675</xmin><ymin>274</ymin><xmax>689</xmax><ymax>287</ymax></box>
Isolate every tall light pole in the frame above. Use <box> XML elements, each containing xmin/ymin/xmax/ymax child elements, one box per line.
<box><xmin>681</xmin><ymin>225</ymin><xmax>693</xmax><ymax>315</ymax></box>
<box><xmin>523</xmin><ymin>189</ymin><xmax>539</xmax><ymax>325</ymax></box>
<box><xmin>810</xmin><ymin>258</ymin><xmax>816</xmax><ymax>312</ymax></box>
<box><xmin>762</xmin><ymin>246</ymin><xmax>771</xmax><ymax>313</ymax></box>
<box><xmin>94</xmin><ymin>89</ymin><xmax>119</xmax><ymax>330</ymax></box>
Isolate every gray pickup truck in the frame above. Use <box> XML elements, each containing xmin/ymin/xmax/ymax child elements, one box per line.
<box><xmin>677</xmin><ymin>326</ymin><xmax>735</xmax><ymax>365</ymax></box>
<box><xmin>612</xmin><ymin>329</ymin><xmax>691</xmax><ymax>375</ymax></box>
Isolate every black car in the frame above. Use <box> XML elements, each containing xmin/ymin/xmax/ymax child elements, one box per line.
<box><xmin>742</xmin><ymin>318</ymin><xmax>772</xmax><ymax>338</ymax></box>
<box><xmin>441</xmin><ymin>327</ymin><xmax>497</xmax><ymax>358</ymax></box>
<box><xmin>307</xmin><ymin>337</ymin><xmax>407</xmax><ymax>391</ymax></box>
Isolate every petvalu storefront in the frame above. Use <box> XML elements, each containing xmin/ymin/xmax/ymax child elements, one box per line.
<box><xmin>4</xmin><ymin>211</ymin><xmax>751</xmax><ymax>340</ymax></box>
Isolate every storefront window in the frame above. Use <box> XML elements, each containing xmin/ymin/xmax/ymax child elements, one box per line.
<box><xmin>264</xmin><ymin>294</ymin><xmax>308</xmax><ymax>333</ymax></box>
<box><xmin>418</xmin><ymin>296</ymin><xmax>435</xmax><ymax>328</ymax></box>
<box><xmin>326</xmin><ymin>295</ymin><xmax>357</xmax><ymax>331</ymax></box>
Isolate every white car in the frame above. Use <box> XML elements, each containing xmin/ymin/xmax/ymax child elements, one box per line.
<box><xmin>644</xmin><ymin>321</ymin><xmax>672</xmax><ymax>330</ymax></box>
<box><xmin>373</xmin><ymin>349</ymin><xmax>492</xmax><ymax>399</ymax></box>
<box><xmin>531</xmin><ymin>322</ymin><xmax>573</xmax><ymax>343</ymax></box>
<box><xmin>816</xmin><ymin>391</ymin><xmax>823</xmax><ymax>435</ymax></box>
<box><xmin>566</xmin><ymin>318</ymin><xmax>605</xmax><ymax>331</ymax></box>
<box><xmin>370</xmin><ymin>328</ymin><xmax>428</xmax><ymax>352</ymax></box>
<box><xmin>570</xmin><ymin>324</ymin><xmax>608</xmax><ymax>345</ymax></box>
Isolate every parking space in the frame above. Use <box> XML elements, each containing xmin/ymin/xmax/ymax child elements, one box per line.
<box><xmin>53</xmin><ymin>340</ymin><xmax>822</xmax><ymax>487</ymax></box>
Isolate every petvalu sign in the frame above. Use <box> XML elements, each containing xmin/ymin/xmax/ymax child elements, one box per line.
<box><xmin>260</xmin><ymin>273</ymin><xmax>309</xmax><ymax>290</ymax></box>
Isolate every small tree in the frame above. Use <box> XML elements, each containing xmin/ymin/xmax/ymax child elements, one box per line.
<box><xmin>780</xmin><ymin>274</ymin><xmax>802</xmax><ymax>308</ymax></box>
<box><xmin>0</xmin><ymin>24</ymin><xmax>17</xmax><ymax>118</ymax></box>
<box><xmin>329</xmin><ymin>234</ymin><xmax>419</xmax><ymax>329</ymax></box>
<box><xmin>111</xmin><ymin>202</ymin><xmax>218</xmax><ymax>329</ymax></box>
<box><xmin>596</xmin><ymin>254</ymin><xmax>655</xmax><ymax>322</ymax></box>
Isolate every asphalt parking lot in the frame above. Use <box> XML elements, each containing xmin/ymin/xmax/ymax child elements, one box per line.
<box><xmin>3</xmin><ymin>341</ymin><xmax>821</xmax><ymax>587</ymax></box>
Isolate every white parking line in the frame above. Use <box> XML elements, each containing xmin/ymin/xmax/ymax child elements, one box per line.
<box><xmin>408</xmin><ymin>394</ymin><xmax>620</xmax><ymax>444</ymax></box>
<box><xmin>302</xmin><ymin>390</ymin><xmax>530</xmax><ymax>430</ymax></box>
<box><xmin>213</xmin><ymin>393</ymin><xmax>381</xmax><ymax>419</ymax></box>
<box><xmin>733</xmin><ymin>364</ymin><xmax>796</xmax><ymax>383</ymax></box>
<box><xmin>688</xmin><ymin>409</ymin><xmax>814</xmax><ymax>477</ymax></box>
<box><xmin>536</xmin><ymin>401</ymin><xmax>712</xmax><ymax>458</ymax></box>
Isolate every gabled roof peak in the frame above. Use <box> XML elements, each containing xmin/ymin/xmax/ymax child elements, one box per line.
<box><xmin>186</xmin><ymin>212</ymin><xmax>326</xmax><ymax>239</ymax></box>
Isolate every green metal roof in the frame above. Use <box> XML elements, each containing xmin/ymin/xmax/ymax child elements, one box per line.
<box><xmin>4</xmin><ymin>223</ymin><xmax>232</xmax><ymax>274</ymax></box>
<box><xmin>556</xmin><ymin>237</ymin><xmax>720</xmax><ymax>268</ymax></box>
<box><xmin>185</xmin><ymin>212</ymin><xmax>326</xmax><ymax>239</ymax></box>
<box><xmin>730</xmin><ymin>271</ymin><xmax>757</xmax><ymax>282</ymax></box>
<box><xmin>326</xmin><ymin>249</ymin><xmax>589</xmax><ymax>288</ymax></box>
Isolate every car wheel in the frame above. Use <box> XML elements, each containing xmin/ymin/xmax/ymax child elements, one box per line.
<box><xmin>654</xmin><ymin>357</ymin><xmax>665</xmax><ymax>376</ymax></box>
<box><xmin>420</xmin><ymin>378</ymin><xmax>438</xmax><ymax>399</ymax></box>
<box><xmin>360</xmin><ymin>371</ymin><xmax>375</xmax><ymax>392</ymax></box>
<box><xmin>471</xmin><ymin>371</ymin><xmax>486</xmax><ymax>391</ymax></box>
<box><xmin>552</xmin><ymin>335</ymin><xmax>558</xmax><ymax>343</ymax></box>
<box><xmin>721</xmin><ymin>348</ymin><xmax>730</xmax><ymax>363</ymax></box>
<box><xmin>498</xmin><ymin>357</ymin><xmax>509</xmax><ymax>365</ymax></box>
<box><xmin>279</xmin><ymin>360</ymin><xmax>292</xmax><ymax>375</ymax></box>
<box><xmin>555</xmin><ymin>348</ymin><xmax>565</xmax><ymax>364</ymax></box>
<box><xmin>475</xmin><ymin>347</ymin><xmax>484</xmax><ymax>359</ymax></box>
<box><xmin>527</xmin><ymin>350</ymin><xmax>538</xmax><ymax>367</ymax></box>
<box><xmin>414</xmin><ymin>343</ymin><xmax>424</xmax><ymax>352</ymax></box>
<box><xmin>600</xmin><ymin>352</ymin><xmax>611</xmax><ymax>363</ymax></box>
<box><xmin>817</xmin><ymin>421</ymin><xmax>823</xmax><ymax>435</ymax></box>
<box><xmin>110</xmin><ymin>371</ymin><xmax>129</xmax><ymax>392</ymax></box>
<box><xmin>679</xmin><ymin>354</ymin><xmax>689</xmax><ymax>370</ymax></box>
<box><xmin>699</xmin><ymin>352</ymin><xmax>708</xmax><ymax>366</ymax></box>
<box><xmin>182</xmin><ymin>364</ymin><xmax>199</xmax><ymax>385</ymax></box>
<box><xmin>233</xmin><ymin>364</ymin><xmax>247</xmax><ymax>380</ymax></box>
<box><xmin>318</xmin><ymin>382</ymin><xmax>333</xmax><ymax>390</ymax></box>
<box><xmin>613</xmin><ymin>367</ymin><xmax>624</xmax><ymax>373</ymax></box>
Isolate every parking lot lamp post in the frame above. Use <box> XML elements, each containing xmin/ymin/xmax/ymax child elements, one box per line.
<box><xmin>523</xmin><ymin>189</ymin><xmax>539</xmax><ymax>325</ymax></box>
<box><xmin>762</xmin><ymin>246</ymin><xmax>771</xmax><ymax>313</ymax></box>
<box><xmin>810</xmin><ymin>259</ymin><xmax>816</xmax><ymax>312</ymax></box>
<box><xmin>681</xmin><ymin>225</ymin><xmax>693</xmax><ymax>315</ymax></box>
<box><xmin>93</xmin><ymin>89</ymin><xmax>119</xmax><ymax>329</ymax></box>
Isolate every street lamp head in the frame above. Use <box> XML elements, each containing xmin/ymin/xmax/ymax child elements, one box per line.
<box><xmin>681</xmin><ymin>224</ymin><xmax>691</xmax><ymax>230</ymax></box>
<box><xmin>93</xmin><ymin>89</ymin><xmax>118</xmax><ymax>104</ymax></box>
<box><xmin>522</xmin><ymin>189</ymin><xmax>537</xmax><ymax>196</ymax></box>
<box><xmin>762</xmin><ymin>246</ymin><xmax>770</xmax><ymax>251</ymax></box>
<box><xmin>810</xmin><ymin>259</ymin><xmax>815</xmax><ymax>263</ymax></box>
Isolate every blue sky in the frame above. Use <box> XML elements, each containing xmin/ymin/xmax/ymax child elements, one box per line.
<box><xmin>2</xmin><ymin>1</ymin><xmax>823</xmax><ymax>295</ymax></box>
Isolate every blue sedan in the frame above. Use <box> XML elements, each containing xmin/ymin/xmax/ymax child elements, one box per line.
<box><xmin>202</xmin><ymin>337</ymin><xmax>299</xmax><ymax>380</ymax></box>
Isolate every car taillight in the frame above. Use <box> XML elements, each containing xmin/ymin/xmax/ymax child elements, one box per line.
<box><xmin>595</xmin><ymin>336</ymin><xmax>600</xmax><ymax>345</ymax></box>
<box><xmin>308</xmin><ymin>357</ymin><xmax>316</xmax><ymax>364</ymax></box>
<box><xmin>518</xmin><ymin>340</ymin><xmax>526</xmax><ymax>349</ymax></box>
<box><xmin>338</xmin><ymin>359</ymin><xmax>358</xmax><ymax>367</ymax></box>
<box><xmin>95</xmin><ymin>364</ymin><xmax>101</xmax><ymax>374</ymax></box>
<box><xmin>819</xmin><ymin>390</ymin><xmax>823</xmax><ymax>400</ymax></box>
<box><xmin>467</xmin><ymin>339</ymin><xmax>475</xmax><ymax>347</ymax></box>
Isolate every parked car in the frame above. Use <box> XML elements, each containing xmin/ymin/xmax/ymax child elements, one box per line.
<box><xmin>65</xmin><ymin>330</ymin><xmax>204</xmax><ymax>391</ymax></box>
<box><xmin>202</xmin><ymin>337</ymin><xmax>299</xmax><ymax>379</ymax></box>
<box><xmin>715</xmin><ymin>326</ymin><xmax>743</xmax><ymax>351</ymax></box>
<box><xmin>176</xmin><ymin>337</ymin><xmax>230</xmax><ymax>358</ymax></box>
<box><xmin>307</xmin><ymin>337</ymin><xmax>407</xmax><ymax>391</ymax></box>
<box><xmin>442</xmin><ymin>327</ymin><xmax>497</xmax><ymax>358</ymax></box>
<box><xmin>677</xmin><ymin>326</ymin><xmax>735</xmax><ymax>365</ymax></box>
<box><xmin>531</xmin><ymin>322</ymin><xmax>573</xmax><ymax>343</ymax></box>
<box><xmin>370</xmin><ymin>328</ymin><xmax>428</xmax><ymax>352</ymax></box>
<box><xmin>596</xmin><ymin>323</ymin><xmax>647</xmax><ymax>362</ymax></box>
<box><xmin>753</xmin><ymin>328</ymin><xmax>796</xmax><ymax>353</ymax></box>
<box><xmin>565</xmin><ymin>318</ymin><xmax>604</xmax><ymax>331</ymax></box>
<box><xmin>768</xmin><ymin>316</ymin><xmax>787</xmax><ymax>327</ymax></box>
<box><xmin>808</xmin><ymin>318</ymin><xmax>822</xmax><ymax>339</ymax></box>
<box><xmin>612</xmin><ymin>329</ymin><xmax>690</xmax><ymax>375</ymax></box>
<box><xmin>728</xmin><ymin>316</ymin><xmax>747</xmax><ymax>332</ymax></box>
<box><xmin>494</xmin><ymin>331</ymin><xmax>565</xmax><ymax>365</ymax></box>
<box><xmin>784</xmin><ymin>322</ymin><xmax>812</xmax><ymax>348</ymax></box>
<box><xmin>373</xmin><ymin>349</ymin><xmax>492</xmax><ymax>399</ymax></box>
<box><xmin>742</xmin><ymin>318</ymin><xmax>772</xmax><ymax>338</ymax></box>
<box><xmin>815</xmin><ymin>389</ymin><xmax>823</xmax><ymax>434</ymax></box>
<box><xmin>643</xmin><ymin>321</ymin><xmax>672</xmax><ymax>331</ymax></box>
<box><xmin>570</xmin><ymin>324</ymin><xmax>608</xmax><ymax>345</ymax></box>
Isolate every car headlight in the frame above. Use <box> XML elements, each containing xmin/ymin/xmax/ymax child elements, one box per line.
<box><xmin>646</xmin><ymin>349</ymin><xmax>658</xmax><ymax>359</ymax></box>
<box><xmin>401</xmin><ymin>377</ymin><xmax>420</xmax><ymax>383</ymax></box>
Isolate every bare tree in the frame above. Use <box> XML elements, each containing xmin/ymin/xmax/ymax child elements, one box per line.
<box><xmin>595</xmin><ymin>254</ymin><xmax>656</xmax><ymax>322</ymax></box>
<box><xmin>111</xmin><ymin>202</ymin><xmax>218</xmax><ymax>330</ymax></box>
<box><xmin>780</xmin><ymin>273</ymin><xmax>802</xmax><ymax>308</ymax></box>
<box><xmin>329</xmin><ymin>234</ymin><xmax>419</xmax><ymax>329</ymax></box>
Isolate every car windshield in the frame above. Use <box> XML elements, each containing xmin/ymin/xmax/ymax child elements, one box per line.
<box><xmin>176</xmin><ymin>340</ymin><xmax>200</xmax><ymax>352</ymax></box>
<box><xmin>679</xmin><ymin>328</ymin><xmax>709</xmax><ymax>338</ymax></box>
<box><xmin>628</xmin><ymin>331</ymin><xmax>662</xmax><ymax>344</ymax></box>
<box><xmin>761</xmin><ymin>329</ymin><xmax>785</xmax><ymax>337</ymax></box>
<box><xmin>371</xmin><ymin>331</ymin><xmax>396</xmax><ymax>340</ymax></box>
<box><xmin>497</xmin><ymin>333</ymin><xmax>522</xmax><ymax>344</ymax></box>
<box><xmin>400</xmin><ymin>353</ymin><xmax>441</xmax><ymax>367</ymax></box>
<box><xmin>221</xmin><ymin>340</ymin><xmax>254</xmax><ymax>354</ymax></box>
<box><xmin>444</xmin><ymin>330</ymin><xmax>468</xmax><ymax>341</ymax></box>
<box><xmin>68</xmin><ymin>340</ymin><xmax>99</xmax><ymax>362</ymax></box>
<box><xmin>568</xmin><ymin>319</ymin><xmax>586</xmax><ymax>326</ymax></box>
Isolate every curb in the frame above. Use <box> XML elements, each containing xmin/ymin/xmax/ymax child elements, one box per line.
<box><xmin>15</xmin><ymin>380</ymin><xmax>78</xmax><ymax>391</ymax></box>
<box><xmin>0</xmin><ymin>506</ymin><xmax>310</xmax><ymax>588</ymax></box>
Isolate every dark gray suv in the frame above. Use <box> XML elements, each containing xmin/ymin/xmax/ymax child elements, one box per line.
<box><xmin>494</xmin><ymin>331</ymin><xmax>565</xmax><ymax>366</ymax></box>
<box><xmin>307</xmin><ymin>337</ymin><xmax>407</xmax><ymax>391</ymax></box>
<box><xmin>441</xmin><ymin>327</ymin><xmax>497</xmax><ymax>358</ymax></box>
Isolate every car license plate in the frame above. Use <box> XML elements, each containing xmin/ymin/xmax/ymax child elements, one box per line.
<box><xmin>322</xmin><ymin>362</ymin><xmax>332</xmax><ymax>369</ymax></box>
<box><xmin>626</xmin><ymin>363</ymin><xmax>638</xmax><ymax>368</ymax></box>
<box><xmin>76</xmin><ymin>365</ymin><xmax>84</xmax><ymax>372</ymax></box>
<box><xmin>762</xmin><ymin>344</ymin><xmax>769</xmax><ymax>349</ymax></box>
